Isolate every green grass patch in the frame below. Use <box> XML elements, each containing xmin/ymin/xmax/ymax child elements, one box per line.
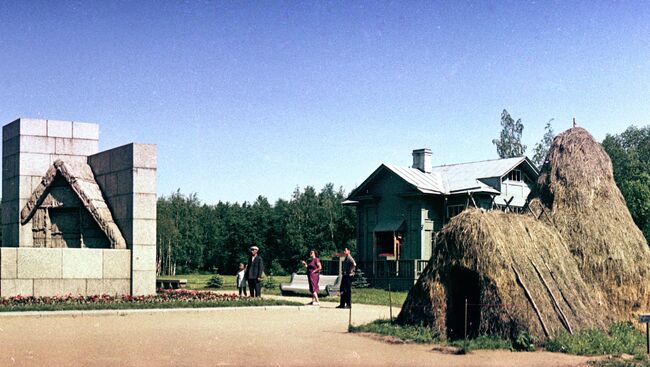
<box><xmin>545</xmin><ymin>322</ymin><xmax>646</xmax><ymax>356</ymax></box>
<box><xmin>349</xmin><ymin>319</ymin><xmax>514</xmax><ymax>352</ymax></box>
<box><xmin>590</xmin><ymin>354</ymin><xmax>650</xmax><ymax>367</ymax></box>
<box><xmin>352</xmin><ymin>288</ymin><xmax>408</xmax><ymax>306</ymax></box>
<box><xmin>0</xmin><ymin>298</ymin><xmax>300</xmax><ymax>313</ymax></box>
<box><xmin>449</xmin><ymin>335</ymin><xmax>513</xmax><ymax>352</ymax></box>
<box><xmin>159</xmin><ymin>274</ymin><xmax>291</xmax><ymax>292</ymax></box>
<box><xmin>349</xmin><ymin>319</ymin><xmax>440</xmax><ymax>343</ymax></box>
<box><xmin>164</xmin><ymin>273</ymin><xmax>408</xmax><ymax>306</ymax></box>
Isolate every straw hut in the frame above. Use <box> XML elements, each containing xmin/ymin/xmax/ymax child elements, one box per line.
<box><xmin>396</xmin><ymin>127</ymin><xmax>650</xmax><ymax>339</ymax></box>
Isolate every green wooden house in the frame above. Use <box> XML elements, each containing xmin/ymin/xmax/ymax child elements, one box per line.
<box><xmin>344</xmin><ymin>149</ymin><xmax>539</xmax><ymax>289</ymax></box>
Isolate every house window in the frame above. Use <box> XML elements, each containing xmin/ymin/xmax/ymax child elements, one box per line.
<box><xmin>447</xmin><ymin>205</ymin><xmax>465</xmax><ymax>219</ymax></box>
<box><xmin>506</xmin><ymin>169</ymin><xmax>522</xmax><ymax>182</ymax></box>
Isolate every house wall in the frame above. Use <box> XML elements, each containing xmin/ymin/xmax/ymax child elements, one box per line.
<box><xmin>356</xmin><ymin>170</ymin><xmax>426</xmax><ymax>263</ymax></box>
<box><xmin>494</xmin><ymin>163</ymin><xmax>536</xmax><ymax>207</ymax></box>
<box><xmin>420</xmin><ymin>196</ymin><xmax>445</xmax><ymax>258</ymax></box>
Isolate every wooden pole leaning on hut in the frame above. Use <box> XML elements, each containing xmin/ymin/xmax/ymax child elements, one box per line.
<box><xmin>512</xmin><ymin>265</ymin><xmax>550</xmax><ymax>338</ymax></box>
<box><xmin>531</xmin><ymin>260</ymin><xmax>573</xmax><ymax>335</ymax></box>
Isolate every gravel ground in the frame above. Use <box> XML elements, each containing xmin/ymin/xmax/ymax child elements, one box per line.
<box><xmin>0</xmin><ymin>299</ymin><xmax>591</xmax><ymax>367</ymax></box>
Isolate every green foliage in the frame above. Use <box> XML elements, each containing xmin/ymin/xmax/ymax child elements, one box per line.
<box><xmin>349</xmin><ymin>319</ymin><xmax>440</xmax><ymax>343</ymax></box>
<box><xmin>512</xmin><ymin>331</ymin><xmax>536</xmax><ymax>351</ymax></box>
<box><xmin>267</xmin><ymin>259</ymin><xmax>286</xmax><ymax>276</ymax></box>
<box><xmin>602</xmin><ymin>125</ymin><xmax>650</xmax><ymax>242</ymax></box>
<box><xmin>262</xmin><ymin>275</ymin><xmax>277</xmax><ymax>290</ymax></box>
<box><xmin>450</xmin><ymin>335</ymin><xmax>513</xmax><ymax>352</ymax></box>
<box><xmin>156</xmin><ymin>184</ymin><xmax>357</xmax><ymax>276</ymax></box>
<box><xmin>545</xmin><ymin>322</ymin><xmax>645</xmax><ymax>356</ymax></box>
<box><xmin>492</xmin><ymin>109</ymin><xmax>527</xmax><ymax>158</ymax></box>
<box><xmin>352</xmin><ymin>268</ymin><xmax>370</xmax><ymax>288</ymax></box>
<box><xmin>532</xmin><ymin>119</ymin><xmax>555</xmax><ymax>169</ymax></box>
<box><xmin>206</xmin><ymin>275</ymin><xmax>224</xmax><ymax>289</ymax></box>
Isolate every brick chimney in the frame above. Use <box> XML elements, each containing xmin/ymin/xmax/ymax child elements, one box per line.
<box><xmin>412</xmin><ymin>148</ymin><xmax>432</xmax><ymax>173</ymax></box>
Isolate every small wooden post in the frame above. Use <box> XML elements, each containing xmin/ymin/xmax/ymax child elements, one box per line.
<box><xmin>389</xmin><ymin>282</ymin><xmax>393</xmax><ymax>323</ymax></box>
<box><xmin>464</xmin><ymin>298</ymin><xmax>468</xmax><ymax>341</ymax></box>
<box><xmin>348</xmin><ymin>303</ymin><xmax>352</xmax><ymax>331</ymax></box>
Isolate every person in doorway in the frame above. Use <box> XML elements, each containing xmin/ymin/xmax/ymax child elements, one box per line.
<box><xmin>337</xmin><ymin>247</ymin><xmax>356</xmax><ymax>309</ymax></box>
<box><xmin>246</xmin><ymin>246</ymin><xmax>264</xmax><ymax>297</ymax></box>
<box><xmin>301</xmin><ymin>249</ymin><xmax>322</xmax><ymax>306</ymax></box>
<box><xmin>236</xmin><ymin>262</ymin><xmax>247</xmax><ymax>297</ymax></box>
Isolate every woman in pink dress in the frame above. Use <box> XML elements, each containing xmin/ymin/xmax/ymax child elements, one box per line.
<box><xmin>301</xmin><ymin>250</ymin><xmax>322</xmax><ymax>306</ymax></box>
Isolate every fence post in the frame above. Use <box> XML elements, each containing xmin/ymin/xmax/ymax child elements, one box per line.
<box><xmin>389</xmin><ymin>282</ymin><xmax>393</xmax><ymax>323</ymax></box>
<box><xmin>348</xmin><ymin>303</ymin><xmax>352</xmax><ymax>331</ymax></box>
<box><xmin>464</xmin><ymin>298</ymin><xmax>468</xmax><ymax>342</ymax></box>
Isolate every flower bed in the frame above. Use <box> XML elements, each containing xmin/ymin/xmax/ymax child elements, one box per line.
<box><xmin>0</xmin><ymin>289</ymin><xmax>300</xmax><ymax>312</ymax></box>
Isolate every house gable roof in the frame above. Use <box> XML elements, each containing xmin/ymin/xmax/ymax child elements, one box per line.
<box><xmin>432</xmin><ymin>156</ymin><xmax>538</xmax><ymax>194</ymax></box>
<box><xmin>20</xmin><ymin>159</ymin><xmax>127</xmax><ymax>249</ymax></box>
<box><xmin>347</xmin><ymin>164</ymin><xmax>445</xmax><ymax>200</ymax></box>
<box><xmin>347</xmin><ymin>156</ymin><xmax>538</xmax><ymax>200</ymax></box>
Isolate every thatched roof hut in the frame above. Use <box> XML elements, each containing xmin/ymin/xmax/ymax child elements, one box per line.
<box><xmin>397</xmin><ymin>127</ymin><xmax>650</xmax><ymax>339</ymax></box>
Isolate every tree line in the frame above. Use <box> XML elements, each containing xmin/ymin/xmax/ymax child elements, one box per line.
<box><xmin>156</xmin><ymin>183</ymin><xmax>356</xmax><ymax>276</ymax></box>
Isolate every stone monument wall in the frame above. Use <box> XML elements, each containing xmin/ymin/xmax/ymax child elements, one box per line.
<box><xmin>88</xmin><ymin>143</ymin><xmax>157</xmax><ymax>296</ymax></box>
<box><xmin>0</xmin><ymin>118</ymin><xmax>156</xmax><ymax>297</ymax></box>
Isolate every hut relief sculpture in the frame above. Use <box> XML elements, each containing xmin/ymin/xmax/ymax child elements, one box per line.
<box><xmin>20</xmin><ymin>160</ymin><xmax>127</xmax><ymax>249</ymax></box>
<box><xmin>1</xmin><ymin>118</ymin><xmax>157</xmax><ymax>297</ymax></box>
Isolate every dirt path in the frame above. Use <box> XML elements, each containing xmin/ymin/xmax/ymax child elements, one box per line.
<box><xmin>0</xmin><ymin>300</ymin><xmax>591</xmax><ymax>367</ymax></box>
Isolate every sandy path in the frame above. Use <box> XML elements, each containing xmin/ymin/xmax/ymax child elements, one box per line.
<box><xmin>0</xmin><ymin>300</ymin><xmax>591</xmax><ymax>367</ymax></box>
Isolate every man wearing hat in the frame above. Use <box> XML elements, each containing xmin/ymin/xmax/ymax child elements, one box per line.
<box><xmin>246</xmin><ymin>246</ymin><xmax>264</xmax><ymax>297</ymax></box>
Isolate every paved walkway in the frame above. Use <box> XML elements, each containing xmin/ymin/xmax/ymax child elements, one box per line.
<box><xmin>0</xmin><ymin>298</ymin><xmax>591</xmax><ymax>367</ymax></box>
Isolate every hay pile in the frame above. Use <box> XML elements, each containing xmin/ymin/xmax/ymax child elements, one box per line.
<box><xmin>536</xmin><ymin>127</ymin><xmax>650</xmax><ymax>315</ymax></box>
<box><xmin>397</xmin><ymin>127</ymin><xmax>650</xmax><ymax>339</ymax></box>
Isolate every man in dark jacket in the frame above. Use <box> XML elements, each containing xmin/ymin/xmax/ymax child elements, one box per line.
<box><xmin>337</xmin><ymin>247</ymin><xmax>356</xmax><ymax>309</ymax></box>
<box><xmin>246</xmin><ymin>246</ymin><xmax>264</xmax><ymax>297</ymax></box>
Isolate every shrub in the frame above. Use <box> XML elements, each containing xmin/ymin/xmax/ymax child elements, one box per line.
<box><xmin>268</xmin><ymin>259</ymin><xmax>286</xmax><ymax>276</ymax></box>
<box><xmin>352</xmin><ymin>268</ymin><xmax>370</xmax><ymax>288</ymax></box>
<box><xmin>512</xmin><ymin>331</ymin><xmax>536</xmax><ymax>351</ymax></box>
<box><xmin>207</xmin><ymin>275</ymin><xmax>224</xmax><ymax>289</ymax></box>
<box><xmin>262</xmin><ymin>275</ymin><xmax>277</xmax><ymax>290</ymax></box>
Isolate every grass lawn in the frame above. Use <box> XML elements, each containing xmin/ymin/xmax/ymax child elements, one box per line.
<box><xmin>160</xmin><ymin>273</ymin><xmax>409</xmax><ymax>306</ymax></box>
<box><xmin>349</xmin><ymin>318</ymin><xmax>650</xmax><ymax>361</ymax></box>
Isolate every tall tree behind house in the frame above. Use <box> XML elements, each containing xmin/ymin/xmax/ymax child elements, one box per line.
<box><xmin>493</xmin><ymin>109</ymin><xmax>527</xmax><ymax>158</ymax></box>
<box><xmin>532</xmin><ymin>119</ymin><xmax>555</xmax><ymax>169</ymax></box>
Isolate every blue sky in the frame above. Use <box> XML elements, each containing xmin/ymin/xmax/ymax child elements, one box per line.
<box><xmin>1</xmin><ymin>1</ymin><xmax>649</xmax><ymax>204</ymax></box>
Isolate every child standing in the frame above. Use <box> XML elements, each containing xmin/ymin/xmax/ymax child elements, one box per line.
<box><xmin>236</xmin><ymin>263</ymin><xmax>247</xmax><ymax>296</ymax></box>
